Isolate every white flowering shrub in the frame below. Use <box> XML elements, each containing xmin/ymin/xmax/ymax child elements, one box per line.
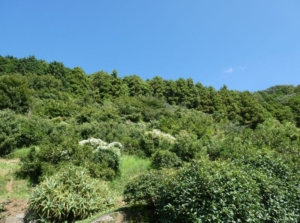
<box><xmin>79</xmin><ymin>138</ymin><xmax>122</xmax><ymax>156</ymax></box>
<box><xmin>79</xmin><ymin>138</ymin><xmax>122</xmax><ymax>179</ymax></box>
<box><xmin>141</xmin><ymin>129</ymin><xmax>176</xmax><ymax>156</ymax></box>
<box><xmin>146</xmin><ymin>129</ymin><xmax>176</xmax><ymax>142</ymax></box>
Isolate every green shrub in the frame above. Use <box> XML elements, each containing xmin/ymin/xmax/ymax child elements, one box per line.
<box><xmin>151</xmin><ymin>150</ymin><xmax>182</xmax><ymax>169</ymax></box>
<box><xmin>20</xmin><ymin>138</ymin><xmax>121</xmax><ymax>183</ymax></box>
<box><xmin>0</xmin><ymin>109</ymin><xmax>22</xmax><ymax>156</ymax></box>
<box><xmin>0</xmin><ymin>110</ymin><xmax>45</xmax><ymax>156</ymax></box>
<box><xmin>156</xmin><ymin>162</ymin><xmax>264</xmax><ymax>223</ymax></box>
<box><xmin>124</xmin><ymin>159</ymin><xmax>300</xmax><ymax>223</ymax></box>
<box><xmin>0</xmin><ymin>74</ymin><xmax>31</xmax><ymax>113</ymax></box>
<box><xmin>28</xmin><ymin>165</ymin><xmax>115</xmax><ymax>222</ymax></box>
<box><xmin>89</xmin><ymin>149</ymin><xmax>121</xmax><ymax>180</ymax></box>
<box><xmin>140</xmin><ymin>129</ymin><xmax>175</xmax><ymax>157</ymax></box>
<box><xmin>172</xmin><ymin>130</ymin><xmax>202</xmax><ymax>161</ymax></box>
<box><xmin>123</xmin><ymin>169</ymin><xmax>173</xmax><ymax>207</ymax></box>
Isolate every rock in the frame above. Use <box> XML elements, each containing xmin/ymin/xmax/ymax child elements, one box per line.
<box><xmin>90</xmin><ymin>213</ymin><xmax>113</xmax><ymax>222</ymax></box>
<box><xmin>4</xmin><ymin>216</ymin><xmax>23</xmax><ymax>223</ymax></box>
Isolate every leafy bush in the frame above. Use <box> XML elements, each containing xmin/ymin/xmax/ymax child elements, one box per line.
<box><xmin>151</xmin><ymin>150</ymin><xmax>182</xmax><ymax>169</ymax></box>
<box><xmin>157</xmin><ymin>162</ymin><xmax>264</xmax><ymax>223</ymax></box>
<box><xmin>0</xmin><ymin>110</ymin><xmax>47</xmax><ymax>156</ymax></box>
<box><xmin>89</xmin><ymin>149</ymin><xmax>121</xmax><ymax>180</ymax></box>
<box><xmin>205</xmin><ymin>119</ymin><xmax>300</xmax><ymax>168</ymax></box>
<box><xmin>0</xmin><ymin>74</ymin><xmax>31</xmax><ymax>113</ymax></box>
<box><xmin>28</xmin><ymin>165</ymin><xmax>115</xmax><ymax>222</ymax></box>
<box><xmin>140</xmin><ymin>129</ymin><xmax>175</xmax><ymax>157</ymax></box>
<box><xmin>123</xmin><ymin>169</ymin><xmax>173</xmax><ymax>207</ymax></box>
<box><xmin>124</xmin><ymin>159</ymin><xmax>300</xmax><ymax>223</ymax></box>
<box><xmin>172</xmin><ymin>130</ymin><xmax>202</xmax><ymax>161</ymax></box>
<box><xmin>20</xmin><ymin>137</ymin><xmax>122</xmax><ymax>183</ymax></box>
<box><xmin>0</xmin><ymin>109</ymin><xmax>22</xmax><ymax>156</ymax></box>
<box><xmin>236</xmin><ymin>154</ymin><xmax>300</xmax><ymax>222</ymax></box>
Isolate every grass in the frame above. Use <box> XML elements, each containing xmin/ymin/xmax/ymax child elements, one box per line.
<box><xmin>109</xmin><ymin>155</ymin><xmax>151</xmax><ymax>196</ymax></box>
<box><xmin>0</xmin><ymin>153</ymin><xmax>151</xmax><ymax>222</ymax></box>
<box><xmin>77</xmin><ymin>155</ymin><xmax>151</xmax><ymax>223</ymax></box>
<box><xmin>0</xmin><ymin>158</ymin><xmax>30</xmax><ymax>199</ymax></box>
<box><xmin>6</xmin><ymin>146</ymin><xmax>39</xmax><ymax>159</ymax></box>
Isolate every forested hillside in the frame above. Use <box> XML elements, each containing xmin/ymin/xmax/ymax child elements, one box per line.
<box><xmin>1</xmin><ymin>55</ymin><xmax>300</xmax><ymax>222</ymax></box>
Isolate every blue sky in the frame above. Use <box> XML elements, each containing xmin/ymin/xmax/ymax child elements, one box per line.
<box><xmin>1</xmin><ymin>1</ymin><xmax>299</xmax><ymax>91</ymax></box>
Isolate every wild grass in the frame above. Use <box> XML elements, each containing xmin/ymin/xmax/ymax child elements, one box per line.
<box><xmin>0</xmin><ymin>159</ymin><xmax>30</xmax><ymax>199</ymax></box>
<box><xmin>6</xmin><ymin>146</ymin><xmax>39</xmax><ymax>159</ymax></box>
<box><xmin>109</xmin><ymin>155</ymin><xmax>151</xmax><ymax>196</ymax></box>
<box><xmin>76</xmin><ymin>155</ymin><xmax>151</xmax><ymax>223</ymax></box>
<box><xmin>0</xmin><ymin>154</ymin><xmax>151</xmax><ymax>222</ymax></box>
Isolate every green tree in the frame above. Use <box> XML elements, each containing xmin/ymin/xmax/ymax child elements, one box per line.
<box><xmin>239</xmin><ymin>91</ymin><xmax>266</xmax><ymax>128</ymax></box>
<box><xmin>149</xmin><ymin>76</ymin><xmax>166</xmax><ymax>98</ymax></box>
<box><xmin>66</xmin><ymin>67</ymin><xmax>90</xmax><ymax>96</ymax></box>
<box><xmin>123</xmin><ymin>75</ymin><xmax>151</xmax><ymax>97</ymax></box>
<box><xmin>0</xmin><ymin>74</ymin><xmax>31</xmax><ymax>113</ymax></box>
<box><xmin>17</xmin><ymin>55</ymin><xmax>48</xmax><ymax>75</ymax></box>
<box><xmin>0</xmin><ymin>55</ymin><xmax>19</xmax><ymax>74</ymax></box>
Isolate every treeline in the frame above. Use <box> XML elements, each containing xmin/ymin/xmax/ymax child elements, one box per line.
<box><xmin>1</xmin><ymin>55</ymin><xmax>300</xmax><ymax>222</ymax></box>
<box><xmin>1</xmin><ymin>55</ymin><xmax>300</xmax><ymax>128</ymax></box>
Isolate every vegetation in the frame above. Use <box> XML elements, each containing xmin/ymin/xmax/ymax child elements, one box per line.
<box><xmin>28</xmin><ymin>166</ymin><xmax>114</xmax><ymax>222</ymax></box>
<box><xmin>1</xmin><ymin>55</ymin><xmax>300</xmax><ymax>222</ymax></box>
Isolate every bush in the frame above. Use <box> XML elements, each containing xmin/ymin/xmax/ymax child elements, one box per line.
<box><xmin>0</xmin><ymin>74</ymin><xmax>31</xmax><ymax>113</ymax></box>
<box><xmin>0</xmin><ymin>110</ymin><xmax>55</xmax><ymax>157</ymax></box>
<box><xmin>20</xmin><ymin>137</ymin><xmax>122</xmax><ymax>183</ymax></box>
<box><xmin>0</xmin><ymin>109</ymin><xmax>22</xmax><ymax>156</ymax></box>
<box><xmin>28</xmin><ymin>165</ymin><xmax>115</xmax><ymax>222</ymax></box>
<box><xmin>89</xmin><ymin>149</ymin><xmax>121</xmax><ymax>180</ymax></box>
<box><xmin>123</xmin><ymin>169</ymin><xmax>173</xmax><ymax>207</ymax></box>
<box><xmin>151</xmin><ymin>150</ymin><xmax>182</xmax><ymax>169</ymax></box>
<box><xmin>124</xmin><ymin>159</ymin><xmax>300</xmax><ymax>223</ymax></box>
<box><xmin>172</xmin><ymin>130</ymin><xmax>202</xmax><ymax>161</ymax></box>
<box><xmin>140</xmin><ymin>129</ymin><xmax>175</xmax><ymax>157</ymax></box>
<box><xmin>153</xmin><ymin>162</ymin><xmax>266</xmax><ymax>223</ymax></box>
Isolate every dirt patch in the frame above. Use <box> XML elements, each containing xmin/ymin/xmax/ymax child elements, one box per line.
<box><xmin>5</xmin><ymin>178</ymin><xmax>13</xmax><ymax>194</ymax></box>
<box><xmin>0</xmin><ymin>159</ymin><xmax>20</xmax><ymax>164</ymax></box>
<box><xmin>1</xmin><ymin>198</ymin><xmax>28</xmax><ymax>217</ymax></box>
<box><xmin>115</xmin><ymin>212</ymin><xmax>124</xmax><ymax>223</ymax></box>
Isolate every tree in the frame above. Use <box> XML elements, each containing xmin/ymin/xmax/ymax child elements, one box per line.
<box><xmin>66</xmin><ymin>67</ymin><xmax>90</xmax><ymax>96</ymax></box>
<box><xmin>149</xmin><ymin>76</ymin><xmax>166</xmax><ymax>98</ymax></box>
<box><xmin>123</xmin><ymin>75</ymin><xmax>151</xmax><ymax>97</ymax></box>
<box><xmin>0</xmin><ymin>74</ymin><xmax>31</xmax><ymax>113</ymax></box>
<box><xmin>239</xmin><ymin>91</ymin><xmax>266</xmax><ymax>128</ymax></box>
<box><xmin>17</xmin><ymin>55</ymin><xmax>48</xmax><ymax>75</ymax></box>
<box><xmin>0</xmin><ymin>55</ymin><xmax>19</xmax><ymax>74</ymax></box>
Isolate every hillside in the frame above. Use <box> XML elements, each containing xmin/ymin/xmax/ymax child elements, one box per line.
<box><xmin>1</xmin><ymin>55</ymin><xmax>300</xmax><ymax>222</ymax></box>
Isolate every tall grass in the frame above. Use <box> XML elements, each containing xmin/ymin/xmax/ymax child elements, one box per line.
<box><xmin>76</xmin><ymin>155</ymin><xmax>151</xmax><ymax>223</ymax></box>
<box><xmin>110</xmin><ymin>155</ymin><xmax>151</xmax><ymax>196</ymax></box>
<box><xmin>0</xmin><ymin>159</ymin><xmax>30</xmax><ymax>199</ymax></box>
<box><xmin>6</xmin><ymin>146</ymin><xmax>39</xmax><ymax>159</ymax></box>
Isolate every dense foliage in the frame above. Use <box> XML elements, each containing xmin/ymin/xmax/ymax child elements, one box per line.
<box><xmin>125</xmin><ymin>155</ymin><xmax>300</xmax><ymax>222</ymax></box>
<box><xmin>28</xmin><ymin>166</ymin><xmax>115</xmax><ymax>222</ymax></box>
<box><xmin>1</xmin><ymin>55</ymin><xmax>300</xmax><ymax>222</ymax></box>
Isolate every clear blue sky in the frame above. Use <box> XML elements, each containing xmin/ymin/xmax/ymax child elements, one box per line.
<box><xmin>1</xmin><ymin>1</ymin><xmax>299</xmax><ymax>91</ymax></box>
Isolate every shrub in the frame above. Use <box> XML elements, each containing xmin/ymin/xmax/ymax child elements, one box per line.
<box><xmin>124</xmin><ymin>159</ymin><xmax>300</xmax><ymax>223</ymax></box>
<box><xmin>140</xmin><ymin>129</ymin><xmax>175</xmax><ymax>157</ymax></box>
<box><xmin>151</xmin><ymin>150</ymin><xmax>182</xmax><ymax>169</ymax></box>
<box><xmin>78</xmin><ymin>138</ymin><xmax>122</xmax><ymax>180</ymax></box>
<box><xmin>90</xmin><ymin>149</ymin><xmax>121</xmax><ymax>180</ymax></box>
<box><xmin>28</xmin><ymin>165</ymin><xmax>115</xmax><ymax>222</ymax></box>
<box><xmin>172</xmin><ymin>130</ymin><xmax>202</xmax><ymax>161</ymax></box>
<box><xmin>0</xmin><ymin>109</ymin><xmax>22</xmax><ymax>156</ymax></box>
<box><xmin>123</xmin><ymin>169</ymin><xmax>173</xmax><ymax>207</ymax></box>
<box><xmin>20</xmin><ymin>137</ymin><xmax>122</xmax><ymax>183</ymax></box>
<box><xmin>0</xmin><ymin>74</ymin><xmax>31</xmax><ymax>113</ymax></box>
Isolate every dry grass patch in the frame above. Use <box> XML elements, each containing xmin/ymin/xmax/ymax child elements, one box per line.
<box><xmin>0</xmin><ymin>158</ymin><xmax>30</xmax><ymax>219</ymax></box>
